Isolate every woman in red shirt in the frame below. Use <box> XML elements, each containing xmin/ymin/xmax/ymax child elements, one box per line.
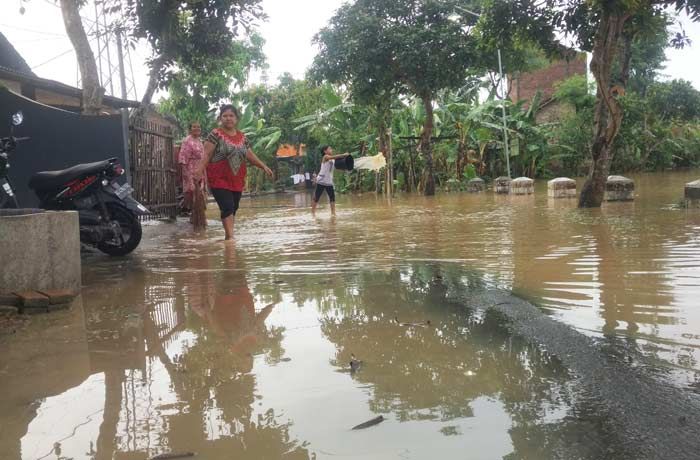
<box><xmin>196</xmin><ymin>105</ymin><xmax>272</xmax><ymax>240</ymax></box>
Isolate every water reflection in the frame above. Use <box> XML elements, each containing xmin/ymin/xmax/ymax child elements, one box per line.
<box><xmin>4</xmin><ymin>169</ymin><xmax>700</xmax><ymax>459</ymax></box>
<box><xmin>4</xmin><ymin>249</ymin><xmax>622</xmax><ymax>459</ymax></box>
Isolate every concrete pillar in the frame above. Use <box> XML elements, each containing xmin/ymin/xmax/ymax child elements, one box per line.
<box><xmin>510</xmin><ymin>177</ymin><xmax>535</xmax><ymax>195</ymax></box>
<box><xmin>605</xmin><ymin>175</ymin><xmax>635</xmax><ymax>201</ymax></box>
<box><xmin>548</xmin><ymin>177</ymin><xmax>577</xmax><ymax>198</ymax></box>
<box><xmin>467</xmin><ymin>177</ymin><xmax>485</xmax><ymax>193</ymax></box>
<box><xmin>494</xmin><ymin>176</ymin><xmax>512</xmax><ymax>194</ymax></box>
<box><xmin>0</xmin><ymin>210</ymin><xmax>81</xmax><ymax>296</ymax></box>
<box><xmin>685</xmin><ymin>179</ymin><xmax>700</xmax><ymax>208</ymax></box>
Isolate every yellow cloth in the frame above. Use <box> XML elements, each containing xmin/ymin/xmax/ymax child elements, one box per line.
<box><xmin>354</xmin><ymin>153</ymin><xmax>387</xmax><ymax>171</ymax></box>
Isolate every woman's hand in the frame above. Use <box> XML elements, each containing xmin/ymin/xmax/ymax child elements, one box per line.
<box><xmin>261</xmin><ymin>164</ymin><xmax>273</xmax><ymax>178</ymax></box>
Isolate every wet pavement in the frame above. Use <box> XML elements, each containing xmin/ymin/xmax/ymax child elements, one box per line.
<box><xmin>2</xmin><ymin>169</ymin><xmax>700</xmax><ymax>459</ymax></box>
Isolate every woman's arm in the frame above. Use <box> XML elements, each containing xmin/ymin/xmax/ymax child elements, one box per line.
<box><xmin>178</xmin><ymin>141</ymin><xmax>190</xmax><ymax>165</ymax></box>
<box><xmin>195</xmin><ymin>141</ymin><xmax>216</xmax><ymax>178</ymax></box>
<box><xmin>324</xmin><ymin>153</ymin><xmax>349</xmax><ymax>161</ymax></box>
<box><xmin>246</xmin><ymin>149</ymin><xmax>273</xmax><ymax>177</ymax></box>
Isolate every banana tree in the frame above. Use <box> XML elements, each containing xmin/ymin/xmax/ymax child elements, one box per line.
<box><xmin>234</xmin><ymin>104</ymin><xmax>282</xmax><ymax>192</ymax></box>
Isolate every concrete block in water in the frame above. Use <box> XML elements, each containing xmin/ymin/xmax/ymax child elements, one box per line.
<box><xmin>605</xmin><ymin>175</ymin><xmax>635</xmax><ymax>201</ymax></box>
<box><xmin>0</xmin><ymin>211</ymin><xmax>81</xmax><ymax>297</ymax></box>
<box><xmin>494</xmin><ymin>176</ymin><xmax>512</xmax><ymax>194</ymax></box>
<box><xmin>548</xmin><ymin>177</ymin><xmax>577</xmax><ymax>198</ymax></box>
<box><xmin>686</xmin><ymin>179</ymin><xmax>700</xmax><ymax>199</ymax></box>
<box><xmin>510</xmin><ymin>177</ymin><xmax>534</xmax><ymax>195</ymax></box>
<box><xmin>467</xmin><ymin>177</ymin><xmax>485</xmax><ymax>193</ymax></box>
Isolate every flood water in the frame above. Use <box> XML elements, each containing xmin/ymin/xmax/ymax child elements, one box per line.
<box><xmin>2</xmin><ymin>169</ymin><xmax>700</xmax><ymax>459</ymax></box>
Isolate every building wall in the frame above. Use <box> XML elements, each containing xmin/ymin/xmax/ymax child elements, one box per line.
<box><xmin>511</xmin><ymin>53</ymin><xmax>587</xmax><ymax>105</ymax></box>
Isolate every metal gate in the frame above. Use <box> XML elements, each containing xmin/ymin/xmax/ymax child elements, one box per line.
<box><xmin>128</xmin><ymin>116</ymin><xmax>177</xmax><ymax>219</ymax></box>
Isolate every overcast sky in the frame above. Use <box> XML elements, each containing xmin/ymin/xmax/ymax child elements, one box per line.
<box><xmin>1</xmin><ymin>0</ymin><xmax>699</xmax><ymax>102</ymax></box>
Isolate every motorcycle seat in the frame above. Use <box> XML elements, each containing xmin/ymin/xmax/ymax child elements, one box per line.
<box><xmin>29</xmin><ymin>159</ymin><xmax>115</xmax><ymax>191</ymax></box>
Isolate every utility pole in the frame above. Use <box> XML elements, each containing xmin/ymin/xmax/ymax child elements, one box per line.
<box><xmin>386</xmin><ymin>128</ymin><xmax>394</xmax><ymax>197</ymax></box>
<box><xmin>91</xmin><ymin>0</ymin><xmax>137</xmax><ymax>101</ymax></box>
<box><xmin>115</xmin><ymin>28</ymin><xmax>128</xmax><ymax>100</ymax></box>
<box><xmin>497</xmin><ymin>49</ymin><xmax>511</xmax><ymax>178</ymax></box>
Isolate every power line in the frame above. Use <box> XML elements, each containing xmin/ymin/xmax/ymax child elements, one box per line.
<box><xmin>30</xmin><ymin>48</ymin><xmax>74</xmax><ymax>69</ymax></box>
<box><xmin>30</xmin><ymin>34</ymin><xmax>100</xmax><ymax>70</ymax></box>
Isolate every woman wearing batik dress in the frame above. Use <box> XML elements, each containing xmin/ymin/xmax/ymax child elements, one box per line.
<box><xmin>196</xmin><ymin>105</ymin><xmax>273</xmax><ymax>240</ymax></box>
<box><xmin>178</xmin><ymin>121</ymin><xmax>205</xmax><ymax>213</ymax></box>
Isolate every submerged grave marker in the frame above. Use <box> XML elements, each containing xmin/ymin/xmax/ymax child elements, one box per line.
<box><xmin>605</xmin><ymin>175</ymin><xmax>635</xmax><ymax>201</ymax></box>
<box><xmin>510</xmin><ymin>177</ymin><xmax>535</xmax><ymax>195</ymax></box>
<box><xmin>685</xmin><ymin>179</ymin><xmax>700</xmax><ymax>208</ymax></box>
<box><xmin>467</xmin><ymin>177</ymin><xmax>485</xmax><ymax>193</ymax></box>
<box><xmin>494</xmin><ymin>176</ymin><xmax>512</xmax><ymax>194</ymax></box>
<box><xmin>548</xmin><ymin>177</ymin><xmax>577</xmax><ymax>198</ymax></box>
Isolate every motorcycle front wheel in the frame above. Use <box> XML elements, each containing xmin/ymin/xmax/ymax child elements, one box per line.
<box><xmin>96</xmin><ymin>202</ymin><xmax>142</xmax><ymax>256</ymax></box>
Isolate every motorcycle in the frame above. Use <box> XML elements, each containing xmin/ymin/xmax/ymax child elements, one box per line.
<box><xmin>0</xmin><ymin>110</ymin><xmax>149</xmax><ymax>256</ymax></box>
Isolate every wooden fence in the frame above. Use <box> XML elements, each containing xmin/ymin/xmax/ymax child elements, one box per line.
<box><xmin>128</xmin><ymin>116</ymin><xmax>177</xmax><ymax>219</ymax></box>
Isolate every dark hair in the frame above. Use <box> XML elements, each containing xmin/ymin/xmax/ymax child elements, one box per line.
<box><xmin>320</xmin><ymin>145</ymin><xmax>331</xmax><ymax>155</ymax></box>
<box><xmin>218</xmin><ymin>104</ymin><xmax>240</xmax><ymax>120</ymax></box>
<box><xmin>189</xmin><ymin>121</ymin><xmax>200</xmax><ymax>129</ymax></box>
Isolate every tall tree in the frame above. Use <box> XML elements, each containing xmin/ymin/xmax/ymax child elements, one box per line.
<box><xmin>480</xmin><ymin>0</ymin><xmax>699</xmax><ymax>207</ymax></box>
<box><xmin>158</xmin><ymin>33</ymin><xmax>266</xmax><ymax>133</ymax></box>
<box><xmin>116</xmin><ymin>0</ymin><xmax>265</xmax><ymax>105</ymax></box>
<box><xmin>312</xmin><ymin>0</ymin><xmax>486</xmax><ymax>195</ymax></box>
<box><xmin>59</xmin><ymin>0</ymin><xmax>103</xmax><ymax>115</ymax></box>
<box><xmin>311</xmin><ymin>0</ymin><xmax>400</xmax><ymax>194</ymax></box>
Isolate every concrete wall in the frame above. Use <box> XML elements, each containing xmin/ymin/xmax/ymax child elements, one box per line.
<box><xmin>0</xmin><ymin>211</ymin><xmax>81</xmax><ymax>294</ymax></box>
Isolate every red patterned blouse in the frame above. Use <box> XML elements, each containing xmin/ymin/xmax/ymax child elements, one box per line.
<box><xmin>205</xmin><ymin>128</ymin><xmax>250</xmax><ymax>192</ymax></box>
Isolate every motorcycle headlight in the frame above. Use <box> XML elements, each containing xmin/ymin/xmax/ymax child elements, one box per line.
<box><xmin>102</xmin><ymin>179</ymin><xmax>109</xmax><ymax>186</ymax></box>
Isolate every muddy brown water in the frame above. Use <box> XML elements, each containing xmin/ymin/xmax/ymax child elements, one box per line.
<box><xmin>1</xmin><ymin>170</ymin><xmax>700</xmax><ymax>459</ymax></box>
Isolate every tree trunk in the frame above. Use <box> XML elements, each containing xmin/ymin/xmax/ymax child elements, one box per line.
<box><xmin>456</xmin><ymin>136</ymin><xmax>466</xmax><ymax>180</ymax></box>
<box><xmin>578</xmin><ymin>12</ymin><xmax>629</xmax><ymax>208</ymax></box>
<box><xmin>59</xmin><ymin>0</ymin><xmax>103</xmax><ymax>115</ymax></box>
<box><xmin>419</xmin><ymin>93</ymin><xmax>435</xmax><ymax>196</ymax></box>
<box><xmin>141</xmin><ymin>57</ymin><xmax>164</xmax><ymax>105</ymax></box>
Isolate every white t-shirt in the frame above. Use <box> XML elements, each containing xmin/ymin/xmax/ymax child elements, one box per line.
<box><xmin>317</xmin><ymin>159</ymin><xmax>334</xmax><ymax>186</ymax></box>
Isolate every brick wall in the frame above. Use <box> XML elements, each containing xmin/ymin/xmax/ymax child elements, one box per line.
<box><xmin>511</xmin><ymin>52</ymin><xmax>587</xmax><ymax>105</ymax></box>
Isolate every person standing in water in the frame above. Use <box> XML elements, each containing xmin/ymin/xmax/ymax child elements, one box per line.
<box><xmin>312</xmin><ymin>145</ymin><xmax>349</xmax><ymax>215</ymax></box>
<box><xmin>196</xmin><ymin>105</ymin><xmax>273</xmax><ymax>240</ymax></box>
<box><xmin>178</xmin><ymin>121</ymin><xmax>205</xmax><ymax>213</ymax></box>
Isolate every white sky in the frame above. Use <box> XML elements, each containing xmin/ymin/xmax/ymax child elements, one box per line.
<box><xmin>1</xmin><ymin>0</ymin><xmax>699</xmax><ymax>102</ymax></box>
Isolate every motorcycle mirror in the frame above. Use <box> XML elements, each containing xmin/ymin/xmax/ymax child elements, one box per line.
<box><xmin>11</xmin><ymin>111</ymin><xmax>24</xmax><ymax>126</ymax></box>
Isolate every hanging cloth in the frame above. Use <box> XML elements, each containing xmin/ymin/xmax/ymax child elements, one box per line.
<box><xmin>354</xmin><ymin>153</ymin><xmax>387</xmax><ymax>171</ymax></box>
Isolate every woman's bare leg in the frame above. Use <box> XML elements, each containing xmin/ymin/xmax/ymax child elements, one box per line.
<box><xmin>222</xmin><ymin>215</ymin><xmax>235</xmax><ymax>240</ymax></box>
<box><xmin>330</xmin><ymin>202</ymin><xmax>336</xmax><ymax>215</ymax></box>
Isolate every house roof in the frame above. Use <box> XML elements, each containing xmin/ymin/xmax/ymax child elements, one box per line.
<box><xmin>0</xmin><ymin>66</ymin><xmax>140</xmax><ymax>109</ymax></box>
<box><xmin>0</xmin><ymin>31</ymin><xmax>139</xmax><ymax>109</ymax></box>
<box><xmin>0</xmin><ymin>32</ymin><xmax>34</xmax><ymax>75</ymax></box>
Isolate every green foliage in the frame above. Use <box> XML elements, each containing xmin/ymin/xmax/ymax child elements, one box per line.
<box><xmin>112</xmin><ymin>0</ymin><xmax>265</xmax><ymax>99</ymax></box>
<box><xmin>553</xmin><ymin>75</ymin><xmax>595</xmax><ymax>112</ymax></box>
<box><xmin>648</xmin><ymin>79</ymin><xmax>700</xmax><ymax>121</ymax></box>
<box><xmin>158</xmin><ymin>33</ymin><xmax>266</xmax><ymax>135</ymax></box>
